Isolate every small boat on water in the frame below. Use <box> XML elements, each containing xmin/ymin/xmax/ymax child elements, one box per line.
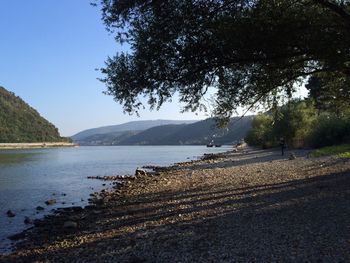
<box><xmin>207</xmin><ymin>140</ymin><xmax>214</xmax><ymax>147</ymax></box>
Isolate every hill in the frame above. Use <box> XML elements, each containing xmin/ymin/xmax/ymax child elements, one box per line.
<box><xmin>0</xmin><ymin>86</ymin><xmax>66</xmax><ymax>143</ymax></box>
<box><xmin>71</xmin><ymin>120</ymin><xmax>196</xmax><ymax>142</ymax></box>
<box><xmin>74</xmin><ymin>117</ymin><xmax>253</xmax><ymax>146</ymax></box>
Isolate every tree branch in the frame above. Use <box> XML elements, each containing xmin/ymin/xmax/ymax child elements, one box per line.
<box><xmin>314</xmin><ymin>0</ymin><xmax>350</xmax><ymax>25</ymax></box>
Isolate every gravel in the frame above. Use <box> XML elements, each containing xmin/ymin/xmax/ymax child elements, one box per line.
<box><xmin>2</xmin><ymin>147</ymin><xmax>350</xmax><ymax>262</ymax></box>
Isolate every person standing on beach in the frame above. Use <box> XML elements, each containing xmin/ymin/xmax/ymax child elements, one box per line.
<box><xmin>280</xmin><ymin>137</ymin><xmax>286</xmax><ymax>156</ymax></box>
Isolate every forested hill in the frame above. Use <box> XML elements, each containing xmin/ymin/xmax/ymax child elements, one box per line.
<box><xmin>73</xmin><ymin>117</ymin><xmax>253</xmax><ymax>146</ymax></box>
<box><xmin>0</xmin><ymin>86</ymin><xmax>65</xmax><ymax>143</ymax></box>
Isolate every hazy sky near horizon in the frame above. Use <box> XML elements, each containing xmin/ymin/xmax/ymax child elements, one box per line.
<box><xmin>0</xmin><ymin>0</ymin><xmax>211</xmax><ymax>136</ymax></box>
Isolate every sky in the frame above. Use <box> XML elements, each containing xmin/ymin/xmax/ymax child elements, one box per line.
<box><xmin>0</xmin><ymin>0</ymin><xmax>210</xmax><ymax>136</ymax></box>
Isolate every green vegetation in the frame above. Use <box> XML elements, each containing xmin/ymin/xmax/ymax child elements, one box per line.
<box><xmin>245</xmin><ymin>98</ymin><xmax>350</xmax><ymax>149</ymax></box>
<box><xmin>245</xmin><ymin>100</ymin><xmax>318</xmax><ymax>148</ymax></box>
<box><xmin>0</xmin><ymin>86</ymin><xmax>68</xmax><ymax>143</ymax></box>
<box><xmin>311</xmin><ymin>144</ymin><xmax>350</xmax><ymax>158</ymax></box>
<box><xmin>96</xmin><ymin>1</ymin><xmax>350</xmax><ymax>121</ymax></box>
<box><xmin>308</xmin><ymin>113</ymin><xmax>350</xmax><ymax>148</ymax></box>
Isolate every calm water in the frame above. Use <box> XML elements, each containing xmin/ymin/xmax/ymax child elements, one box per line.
<box><xmin>0</xmin><ymin>145</ymin><xmax>229</xmax><ymax>252</ymax></box>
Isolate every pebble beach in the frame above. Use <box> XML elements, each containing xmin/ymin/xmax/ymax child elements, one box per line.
<box><xmin>2</xmin><ymin>147</ymin><xmax>350</xmax><ymax>262</ymax></box>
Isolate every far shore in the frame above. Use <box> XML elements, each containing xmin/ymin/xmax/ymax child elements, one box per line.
<box><xmin>0</xmin><ymin>142</ymin><xmax>78</xmax><ymax>150</ymax></box>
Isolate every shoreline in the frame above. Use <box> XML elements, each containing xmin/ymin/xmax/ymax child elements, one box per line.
<box><xmin>2</xmin><ymin>147</ymin><xmax>350</xmax><ymax>262</ymax></box>
<box><xmin>0</xmin><ymin>142</ymin><xmax>78</xmax><ymax>150</ymax></box>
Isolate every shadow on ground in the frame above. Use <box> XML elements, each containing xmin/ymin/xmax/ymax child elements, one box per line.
<box><xmin>5</xmin><ymin>165</ymin><xmax>350</xmax><ymax>262</ymax></box>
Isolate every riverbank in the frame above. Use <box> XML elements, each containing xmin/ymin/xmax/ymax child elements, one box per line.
<box><xmin>2</xmin><ymin>147</ymin><xmax>350</xmax><ymax>262</ymax></box>
<box><xmin>0</xmin><ymin>142</ymin><xmax>78</xmax><ymax>150</ymax></box>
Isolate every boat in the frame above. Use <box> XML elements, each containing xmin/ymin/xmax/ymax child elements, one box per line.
<box><xmin>206</xmin><ymin>140</ymin><xmax>214</xmax><ymax>147</ymax></box>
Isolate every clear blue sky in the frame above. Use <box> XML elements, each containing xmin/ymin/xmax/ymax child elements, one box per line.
<box><xmin>0</xmin><ymin>0</ymin><xmax>208</xmax><ymax>136</ymax></box>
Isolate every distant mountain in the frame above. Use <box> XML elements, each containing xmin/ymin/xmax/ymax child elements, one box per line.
<box><xmin>0</xmin><ymin>86</ymin><xmax>66</xmax><ymax>143</ymax></box>
<box><xmin>73</xmin><ymin>117</ymin><xmax>253</xmax><ymax>146</ymax></box>
<box><xmin>71</xmin><ymin>120</ymin><xmax>196</xmax><ymax>141</ymax></box>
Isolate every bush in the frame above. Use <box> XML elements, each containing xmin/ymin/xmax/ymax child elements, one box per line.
<box><xmin>307</xmin><ymin>113</ymin><xmax>350</xmax><ymax>147</ymax></box>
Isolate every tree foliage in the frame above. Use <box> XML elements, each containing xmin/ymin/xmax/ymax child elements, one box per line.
<box><xmin>308</xmin><ymin>112</ymin><xmax>350</xmax><ymax>147</ymax></box>
<box><xmin>245</xmin><ymin>100</ymin><xmax>318</xmax><ymax>148</ymax></box>
<box><xmin>245</xmin><ymin>114</ymin><xmax>274</xmax><ymax>148</ymax></box>
<box><xmin>306</xmin><ymin>74</ymin><xmax>350</xmax><ymax>115</ymax></box>
<box><xmin>96</xmin><ymin>0</ymin><xmax>350</xmax><ymax>118</ymax></box>
<box><xmin>0</xmin><ymin>86</ymin><xmax>67</xmax><ymax>143</ymax></box>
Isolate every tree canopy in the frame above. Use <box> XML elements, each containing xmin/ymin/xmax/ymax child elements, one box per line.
<box><xmin>96</xmin><ymin>0</ymin><xmax>350</xmax><ymax>119</ymax></box>
<box><xmin>306</xmin><ymin>74</ymin><xmax>350</xmax><ymax>115</ymax></box>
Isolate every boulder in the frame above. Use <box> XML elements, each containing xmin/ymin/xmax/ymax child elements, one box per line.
<box><xmin>36</xmin><ymin>206</ymin><xmax>45</xmax><ymax>211</ymax></box>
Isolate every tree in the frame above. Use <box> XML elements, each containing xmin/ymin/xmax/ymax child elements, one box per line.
<box><xmin>245</xmin><ymin>114</ymin><xmax>274</xmax><ymax>148</ymax></box>
<box><xmin>272</xmin><ymin>100</ymin><xmax>317</xmax><ymax>147</ymax></box>
<box><xmin>245</xmin><ymin>100</ymin><xmax>318</xmax><ymax>148</ymax></box>
<box><xmin>96</xmin><ymin>0</ymin><xmax>350</xmax><ymax>119</ymax></box>
<box><xmin>306</xmin><ymin>74</ymin><xmax>350</xmax><ymax>115</ymax></box>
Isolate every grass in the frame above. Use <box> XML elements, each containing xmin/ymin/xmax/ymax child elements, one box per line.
<box><xmin>311</xmin><ymin>144</ymin><xmax>350</xmax><ymax>158</ymax></box>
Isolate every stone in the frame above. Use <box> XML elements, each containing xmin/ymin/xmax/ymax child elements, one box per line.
<box><xmin>24</xmin><ymin>216</ymin><xmax>33</xmax><ymax>224</ymax></box>
<box><xmin>289</xmin><ymin>153</ymin><xmax>297</xmax><ymax>160</ymax></box>
<box><xmin>6</xmin><ymin>210</ymin><xmax>15</xmax><ymax>217</ymax></box>
<box><xmin>33</xmin><ymin>219</ymin><xmax>44</xmax><ymax>227</ymax></box>
<box><xmin>45</xmin><ymin>199</ymin><xmax>56</xmax><ymax>205</ymax></box>
<box><xmin>135</xmin><ymin>168</ymin><xmax>147</xmax><ymax>177</ymax></box>
<box><xmin>36</xmin><ymin>206</ymin><xmax>45</xmax><ymax>211</ymax></box>
<box><xmin>71</xmin><ymin>206</ymin><xmax>83</xmax><ymax>212</ymax></box>
<box><xmin>8</xmin><ymin>232</ymin><xmax>25</xmax><ymax>241</ymax></box>
<box><xmin>63</xmin><ymin>221</ymin><xmax>78</xmax><ymax>229</ymax></box>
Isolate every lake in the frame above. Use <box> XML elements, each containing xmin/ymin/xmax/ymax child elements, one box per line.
<box><xmin>0</xmin><ymin>145</ymin><xmax>230</xmax><ymax>253</ymax></box>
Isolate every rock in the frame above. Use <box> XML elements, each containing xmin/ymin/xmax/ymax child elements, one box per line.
<box><xmin>71</xmin><ymin>206</ymin><xmax>83</xmax><ymax>212</ymax></box>
<box><xmin>33</xmin><ymin>219</ymin><xmax>44</xmax><ymax>227</ymax></box>
<box><xmin>8</xmin><ymin>232</ymin><xmax>25</xmax><ymax>241</ymax></box>
<box><xmin>24</xmin><ymin>216</ymin><xmax>33</xmax><ymax>224</ymax></box>
<box><xmin>135</xmin><ymin>168</ymin><xmax>147</xmax><ymax>177</ymax></box>
<box><xmin>45</xmin><ymin>199</ymin><xmax>56</xmax><ymax>205</ymax></box>
<box><xmin>36</xmin><ymin>206</ymin><xmax>45</xmax><ymax>211</ymax></box>
<box><xmin>63</xmin><ymin>221</ymin><xmax>78</xmax><ymax>229</ymax></box>
<box><xmin>6</xmin><ymin>210</ymin><xmax>15</xmax><ymax>217</ymax></box>
<box><xmin>289</xmin><ymin>153</ymin><xmax>297</xmax><ymax>160</ymax></box>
